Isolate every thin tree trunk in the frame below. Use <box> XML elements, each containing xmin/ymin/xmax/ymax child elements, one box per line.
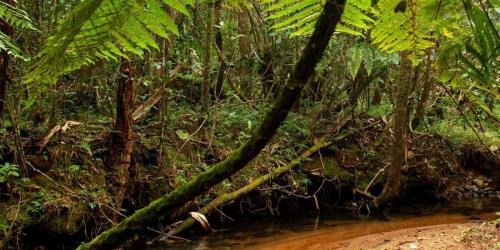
<box><xmin>201</xmin><ymin>2</ymin><xmax>213</xmax><ymax>111</ymax></box>
<box><xmin>213</xmin><ymin>0</ymin><xmax>225</xmax><ymax>100</ymax></box>
<box><xmin>412</xmin><ymin>51</ymin><xmax>433</xmax><ymax>128</ymax></box>
<box><xmin>237</xmin><ymin>7</ymin><xmax>251</xmax><ymax>60</ymax></box>
<box><xmin>107</xmin><ymin>60</ymin><xmax>134</xmax><ymax>217</ymax></box>
<box><xmin>348</xmin><ymin>63</ymin><xmax>368</xmax><ymax>106</ymax></box>
<box><xmin>0</xmin><ymin>0</ymin><xmax>14</xmax><ymax>117</ymax></box>
<box><xmin>237</xmin><ymin>6</ymin><xmax>251</xmax><ymax>92</ymax></box>
<box><xmin>372</xmin><ymin>84</ymin><xmax>382</xmax><ymax>105</ymax></box>
<box><xmin>77</xmin><ymin>1</ymin><xmax>346</xmax><ymax>248</ymax></box>
<box><xmin>375</xmin><ymin>52</ymin><xmax>411</xmax><ymax>207</ymax></box>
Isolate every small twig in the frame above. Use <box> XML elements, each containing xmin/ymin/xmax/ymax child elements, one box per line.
<box><xmin>147</xmin><ymin>227</ymin><xmax>192</xmax><ymax>242</ymax></box>
<box><xmin>353</xmin><ymin>189</ymin><xmax>376</xmax><ymax>201</ymax></box>
<box><xmin>26</xmin><ymin>161</ymin><xmax>76</xmax><ymax>195</ymax></box>
<box><xmin>364</xmin><ymin>164</ymin><xmax>389</xmax><ymax>193</ymax></box>
<box><xmin>208</xmin><ymin>204</ymin><xmax>234</xmax><ymax>222</ymax></box>
<box><xmin>172</xmin><ymin>118</ymin><xmax>207</xmax><ymax>170</ymax></box>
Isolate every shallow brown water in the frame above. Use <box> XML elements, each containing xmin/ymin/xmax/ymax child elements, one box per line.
<box><xmin>151</xmin><ymin>198</ymin><xmax>499</xmax><ymax>250</ymax></box>
<box><xmin>239</xmin><ymin>212</ymin><xmax>497</xmax><ymax>250</ymax></box>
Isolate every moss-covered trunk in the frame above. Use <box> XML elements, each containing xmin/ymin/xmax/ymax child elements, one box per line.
<box><xmin>77</xmin><ymin>1</ymin><xmax>346</xmax><ymax>248</ymax></box>
<box><xmin>375</xmin><ymin>52</ymin><xmax>411</xmax><ymax>207</ymax></box>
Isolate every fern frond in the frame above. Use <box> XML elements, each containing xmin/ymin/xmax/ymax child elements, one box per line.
<box><xmin>262</xmin><ymin>0</ymin><xmax>374</xmax><ymax>37</ymax></box>
<box><xmin>27</xmin><ymin>0</ymin><xmax>192</xmax><ymax>85</ymax></box>
<box><xmin>0</xmin><ymin>31</ymin><xmax>21</xmax><ymax>58</ymax></box>
<box><xmin>0</xmin><ymin>2</ymin><xmax>36</xmax><ymax>31</ymax></box>
<box><xmin>371</xmin><ymin>0</ymin><xmax>437</xmax><ymax>60</ymax></box>
<box><xmin>0</xmin><ymin>2</ymin><xmax>37</xmax><ymax>59</ymax></box>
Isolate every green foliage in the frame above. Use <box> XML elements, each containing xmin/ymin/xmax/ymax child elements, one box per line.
<box><xmin>27</xmin><ymin>0</ymin><xmax>193</xmax><ymax>85</ymax></box>
<box><xmin>367</xmin><ymin>102</ymin><xmax>393</xmax><ymax>117</ymax></box>
<box><xmin>0</xmin><ymin>2</ymin><xmax>37</xmax><ymax>59</ymax></box>
<box><xmin>27</xmin><ymin>192</ymin><xmax>49</xmax><ymax>216</ymax></box>
<box><xmin>371</xmin><ymin>0</ymin><xmax>437</xmax><ymax>60</ymax></box>
<box><xmin>346</xmin><ymin>41</ymin><xmax>397</xmax><ymax>79</ymax></box>
<box><xmin>0</xmin><ymin>162</ymin><xmax>20</xmax><ymax>183</ymax></box>
<box><xmin>438</xmin><ymin>0</ymin><xmax>499</xmax><ymax>116</ymax></box>
<box><xmin>430</xmin><ymin>116</ymin><xmax>500</xmax><ymax>147</ymax></box>
<box><xmin>69</xmin><ymin>164</ymin><xmax>81</xmax><ymax>175</ymax></box>
<box><xmin>261</xmin><ymin>0</ymin><xmax>374</xmax><ymax>37</ymax></box>
<box><xmin>346</xmin><ymin>42</ymin><xmax>364</xmax><ymax>79</ymax></box>
<box><xmin>264</xmin><ymin>0</ymin><xmax>439</xmax><ymax>59</ymax></box>
<box><xmin>0</xmin><ymin>216</ymin><xmax>8</xmax><ymax>234</ymax></box>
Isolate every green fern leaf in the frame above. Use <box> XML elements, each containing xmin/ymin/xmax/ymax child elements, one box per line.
<box><xmin>27</xmin><ymin>0</ymin><xmax>190</xmax><ymax>85</ymax></box>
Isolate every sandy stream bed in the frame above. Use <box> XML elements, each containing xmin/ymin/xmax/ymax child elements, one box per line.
<box><xmin>241</xmin><ymin>215</ymin><xmax>499</xmax><ymax>250</ymax></box>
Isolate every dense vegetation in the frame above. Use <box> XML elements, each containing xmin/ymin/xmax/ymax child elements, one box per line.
<box><xmin>0</xmin><ymin>0</ymin><xmax>498</xmax><ymax>249</ymax></box>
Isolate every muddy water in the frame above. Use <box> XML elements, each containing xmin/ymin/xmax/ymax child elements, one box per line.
<box><xmin>151</xmin><ymin>198</ymin><xmax>499</xmax><ymax>250</ymax></box>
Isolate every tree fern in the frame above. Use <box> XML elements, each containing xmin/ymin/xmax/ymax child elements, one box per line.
<box><xmin>371</xmin><ymin>0</ymin><xmax>437</xmax><ymax>60</ymax></box>
<box><xmin>27</xmin><ymin>0</ymin><xmax>193</xmax><ymax>85</ymax></box>
<box><xmin>261</xmin><ymin>0</ymin><xmax>374</xmax><ymax>37</ymax></box>
<box><xmin>346</xmin><ymin>41</ymin><xmax>397</xmax><ymax>79</ymax></box>
<box><xmin>0</xmin><ymin>2</ymin><xmax>37</xmax><ymax>59</ymax></box>
<box><xmin>262</xmin><ymin>0</ymin><xmax>439</xmax><ymax>59</ymax></box>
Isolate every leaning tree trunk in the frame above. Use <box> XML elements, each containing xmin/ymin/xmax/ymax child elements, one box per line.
<box><xmin>0</xmin><ymin>0</ymin><xmax>14</xmax><ymax>117</ymax></box>
<box><xmin>375</xmin><ymin>52</ymin><xmax>411</xmax><ymax>208</ymax></box>
<box><xmin>77</xmin><ymin>1</ymin><xmax>346</xmax><ymax>249</ymax></box>
<box><xmin>106</xmin><ymin>60</ymin><xmax>134</xmax><ymax>218</ymax></box>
